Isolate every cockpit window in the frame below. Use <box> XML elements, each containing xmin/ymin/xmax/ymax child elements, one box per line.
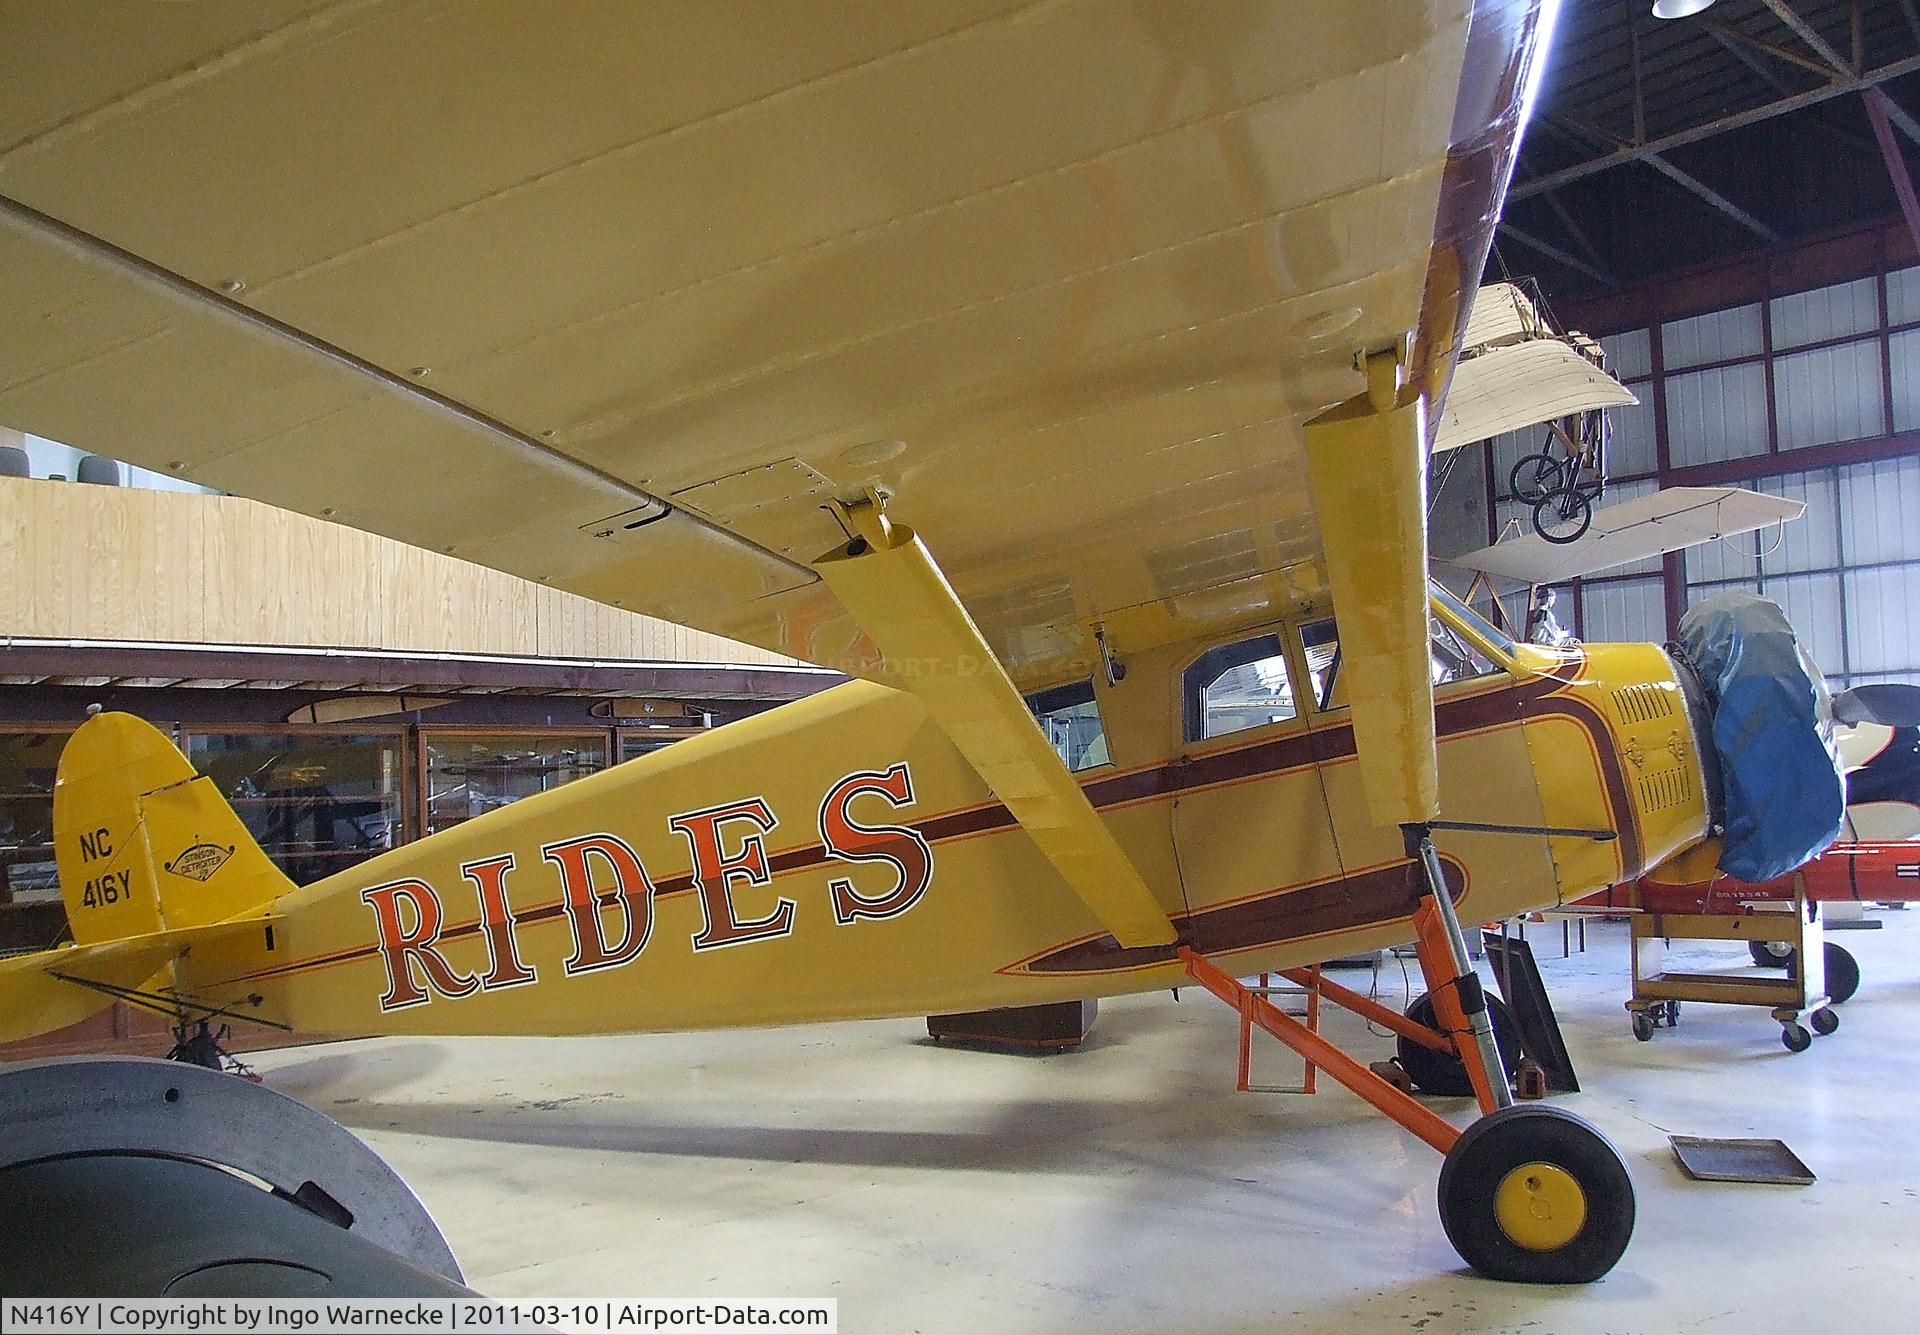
<box><xmin>1183</xmin><ymin>635</ymin><xmax>1298</xmax><ymax>741</ymax></box>
<box><xmin>1298</xmin><ymin>619</ymin><xmax>1343</xmax><ymax>711</ymax></box>
<box><xmin>1431</xmin><ymin>580</ymin><xmax>1518</xmax><ymax>657</ymax></box>
<box><xmin>1297</xmin><ymin>607</ymin><xmax>1502</xmax><ymax>710</ymax></box>
<box><xmin>1027</xmin><ymin>681</ymin><xmax>1109</xmax><ymax>772</ymax></box>
<box><xmin>1429</xmin><ymin>614</ymin><xmax>1501</xmax><ymax>686</ymax></box>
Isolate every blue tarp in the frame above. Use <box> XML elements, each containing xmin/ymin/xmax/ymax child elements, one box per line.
<box><xmin>1677</xmin><ymin>593</ymin><xmax>1845</xmax><ymax>882</ymax></box>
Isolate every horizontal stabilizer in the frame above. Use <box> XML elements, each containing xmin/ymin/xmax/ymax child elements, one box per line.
<box><xmin>0</xmin><ymin>915</ymin><xmax>277</xmax><ymax>1044</ymax></box>
<box><xmin>1448</xmin><ymin>487</ymin><xmax>1805</xmax><ymax>586</ymax></box>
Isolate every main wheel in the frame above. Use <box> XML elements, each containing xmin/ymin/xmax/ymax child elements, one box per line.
<box><xmin>1399</xmin><ymin>992</ymin><xmax>1524</xmax><ymax>1097</ymax></box>
<box><xmin>1824</xmin><ymin>942</ymin><xmax>1860</xmax><ymax>1004</ymax></box>
<box><xmin>1438</xmin><ymin>1105</ymin><xmax>1635</xmax><ymax>1283</ymax></box>
<box><xmin>1533</xmin><ymin>487</ymin><xmax>1594</xmax><ymax>544</ymax></box>
<box><xmin>1749</xmin><ymin>939</ymin><xmax>1793</xmax><ymax>968</ymax></box>
<box><xmin>1510</xmin><ymin>452</ymin><xmax>1568</xmax><ymax>505</ymax></box>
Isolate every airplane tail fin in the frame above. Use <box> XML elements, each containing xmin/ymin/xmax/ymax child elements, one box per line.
<box><xmin>53</xmin><ymin>711</ymin><xmax>295</xmax><ymax>945</ymax></box>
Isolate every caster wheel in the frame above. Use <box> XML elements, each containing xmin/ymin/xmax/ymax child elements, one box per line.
<box><xmin>1399</xmin><ymin>992</ymin><xmax>1524</xmax><ymax>1096</ymax></box>
<box><xmin>1824</xmin><ymin>942</ymin><xmax>1860</xmax><ymax>1004</ymax></box>
<box><xmin>1810</xmin><ymin>1007</ymin><xmax>1839</xmax><ymax>1036</ymax></box>
<box><xmin>1666</xmin><ymin>1002</ymin><xmax>1681</xmax><ymax>1026</ymax></box>
<box><xmin>1631</xmin><ymin>1012</ymin><xmax>1654</xmax><ymax>1042</ymax></box>
<box><xmin>1438</xmin><ymin>1105</ymin><xmax>1635</xmax><ymax>1284</ymax></box>
<box><xmin>1749</xmin><ymin>939</ymin><xmax>1794</xmax><ymax>968</ymax></box>
<box><xmin>1781</xmin><ymin>1023</ymin><xmax>1812</xmax><ymax>1053</ymax></box>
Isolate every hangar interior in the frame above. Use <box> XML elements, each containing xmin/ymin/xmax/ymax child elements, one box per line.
<box><xmin>3</xmin><ymin>3</ymin><xmax>1920</xmax><ymax>1333</ymax></box>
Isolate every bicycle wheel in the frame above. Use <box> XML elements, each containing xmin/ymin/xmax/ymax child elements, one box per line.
<box><xmin>1533</xmin><ymin>487</ymin><xmax>1593</xmax><ymax>544</ymax></box>
<box><xmin>1509</xmin><ymin>452</ymin><xmax>1567</xmax><ymax>505</ymax></box>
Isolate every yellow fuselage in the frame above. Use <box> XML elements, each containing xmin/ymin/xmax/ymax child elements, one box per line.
<box><xmin>181</xmin><ymin>607</ymin><xmax>1712</xmax><ymax>1041</ymax></box>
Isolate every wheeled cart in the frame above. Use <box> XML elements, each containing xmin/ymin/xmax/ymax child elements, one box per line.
<box><xmin>1627</xmin><ymin>873</ymin><xmax>1838</xmax><ymax>1052</ymax></box>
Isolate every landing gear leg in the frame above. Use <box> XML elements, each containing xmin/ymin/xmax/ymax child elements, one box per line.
<box><xmin>1404</xmin><ymin>825</ymin><xmax>1513</xmax><ymax>1117</ymax></box>
<box><xmin>1405</xmin><ymin>824</ymin><xmax>1636</xmax><ymax>1283</ymax></box>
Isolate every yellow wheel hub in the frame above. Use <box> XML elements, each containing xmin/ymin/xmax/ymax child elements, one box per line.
<box><xmin>1493</xmin><ymin>1161</ymin><xmax>1587</xmax><ymax>1252</ymax></box>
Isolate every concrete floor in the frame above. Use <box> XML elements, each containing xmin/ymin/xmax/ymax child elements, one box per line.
<box><xmin>252</xmin><ymin>913</ymin><xmax>1920</xmax><ymax>1334</ymax></box>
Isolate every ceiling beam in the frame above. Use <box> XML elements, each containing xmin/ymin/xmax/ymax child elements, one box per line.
<box><xmin>1537</xmin><ymin>111</ymin><xmax>1780</xmax><ymax>244</ymax></box>
<box><xmin>1701</xmin><ymin>17</ymin><xmax>1838</xmax><ymax>78</ymax></box>
<box><xmin>1760</xmin><ymin>0</ymin><xmax>1854</xmax><ymax>73</ymax></box>
<box><xmin>1510</xmin><ymin>53</ymin><xmax>1920</xmax><ymax>199</ymax></box>
<box><xmin>1869</xmin><ymin>84</ymin><xmax>1920</xmax><ymax>150</ymax></box>
<box><xmin>1542</xmin><ymin>189</ymin><xmax>1616</xmax><ymax>284</ymax></box>
<box><xmin>1641</xmin><ymin>154</ymin><xmax>1783</xmax><ymax>242</ymax></box>
<box><xmin>1496</xmin><ymin>221</ymin><xmax>1612</xmax><ymax>285</ymax></box>
<box><xmin>1758</xmin><ymin>0</ymin><xmax>1920</xmax><ymax>151</ymax></box>
<box><xmin>1864</xmin><ymin>88</ymin><xmax>1920</xmax><ymax>260</ymax></box>
<box><xmin>1757</xmin><ymin>0</ymin><xmax>1920</xmax><ymax>151</ymax></box>
<box><xmin>1703</xmin><ymin>22</ymin><xmax>1877</xmax><ymax>153</ymax></box>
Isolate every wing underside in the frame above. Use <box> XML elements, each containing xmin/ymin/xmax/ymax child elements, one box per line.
<box><xmin>0</xmin><ymin>1</ymin><xmax>1548</xmax><ymax>692</ymax></box>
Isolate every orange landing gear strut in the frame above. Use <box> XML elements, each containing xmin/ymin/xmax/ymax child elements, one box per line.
<box><xmin>1181</xmin><ymin>825</ymin><xmax>1638</xmax><ymax>1284</ymax></box>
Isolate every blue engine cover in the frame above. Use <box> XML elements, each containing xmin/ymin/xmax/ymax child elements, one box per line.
<box><xmin>1677</xmin><ymin>593</ymin><xmax>1846</xmax><ymax>882</ymax></box>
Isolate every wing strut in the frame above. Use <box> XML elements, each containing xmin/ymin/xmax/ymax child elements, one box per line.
<box><xmin>813</xmin><ymin>499</ymin><xmax>1177</xmax><ymax>950</ymax></box>
<box><xmin>1304</xmin><ymin>348</ymin><xmax>1441</xmax><ymax>828</ymax></box>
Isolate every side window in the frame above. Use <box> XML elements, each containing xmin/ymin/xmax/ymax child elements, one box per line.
<box><xmin>1027</xmin><ymin>681</ymin><xmax>1110</xmax><ymax>772</ymax></box>
<box><xmin>1429</xmin><ymin>614</ymin><xmax>1502</xmax><ymax>686</ymax></box>
<box><xmin>1183</xmin><ymin>635</ymin><xmax>1298</xmax><ymax>742</ymax></box>
<box><xmin>1298</xmin><ymin>619</ymin><xmax>1343</xmax><ymax>711</ymax></box>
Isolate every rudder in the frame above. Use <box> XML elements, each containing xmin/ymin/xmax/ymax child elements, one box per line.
<box><xmin>54</xmin><ymin>712</ymin><xmax>294</xmax><ymax>944</ymax></box>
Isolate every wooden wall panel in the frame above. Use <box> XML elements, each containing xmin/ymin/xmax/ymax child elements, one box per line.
<box><xmin>0</xmin><ymin>477</ymin><xmax>791</xmax><ymax>664</ymax></box>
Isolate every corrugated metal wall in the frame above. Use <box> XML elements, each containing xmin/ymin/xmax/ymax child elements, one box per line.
<box><xmin>1679</xmin><ymin>455</ymin><xmax>1916</xmax><ymax>684</ymax></box>
<box><xmin>1544</xmin><ymin>266</ymin><xmax>1920</xmax><ymax>685</ymax></box>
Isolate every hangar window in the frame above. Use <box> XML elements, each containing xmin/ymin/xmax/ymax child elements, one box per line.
<box><xmin>183</xmin><ymin>731</ymin><xmax>407</xmax><ymax>885</ymax></box>
<box><xmin>1184</xmin><ymin>635</ymin><xmax>1298</xmax><ymax>741</ymax></box>
<box><xmin>0</xmin><ymin>731</ymin><xmax>67</xmax><ymax>949</ymax></box>
<box><xmin>425</xmin><ymin>732</ymin><xmax>607</xmax><ymax>835</ymax></box>
<box><xmin>1027</xmin><ymin>681</ymin><xmax>1109</xmax><ymax>772</ymax></box>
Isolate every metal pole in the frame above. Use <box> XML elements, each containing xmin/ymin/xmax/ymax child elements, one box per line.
<box><xmin>1413</xmin><ymin>829</ymin><xmax>1516</xmax><ymax>1112</ymax></box>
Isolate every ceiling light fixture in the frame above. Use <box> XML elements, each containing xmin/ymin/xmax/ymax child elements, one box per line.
<box><xmin>1652</xmin><ymin>0</ymin><xmax>1718</xmax><ymax>18</ymax></box>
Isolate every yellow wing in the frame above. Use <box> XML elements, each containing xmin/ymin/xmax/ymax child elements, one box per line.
<box><xmin>0</xmin><ymin>2</ymin><xmax>1556</xmax><ymax>835</ymax></box>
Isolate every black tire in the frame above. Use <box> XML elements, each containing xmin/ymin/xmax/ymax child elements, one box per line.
<box><xmin>1782</xmin><ymin>1022</ymin><xmax>1812</xmax><ymax>1053</ymax></box>
<box><xmin>1509</xmin><ymin>452</ymin><xmax>1567</xmax><ymax>505</ymax></box>
<box><xmin>1438</xmin><ymin>1105</ymin><xmax>1636</xmax><ymax>1284</ymax></box>
<box><xmin>1810</xmin><ymin>1006</ymin><xmax>1840</xmax><ymax>1036</ymax></box>
<box><xmin>1399</xmin><ymin>992</ymin><xmax>1524</xmax><ymax>1097</ymax></box>
<box><xmin>1631</xmin><ymin>1012</ymin><xmax>1654</xmax><ymax>1042</ymax></box>
<box><xmin>1533</xmin><ymin>487</ymin><xmax>1594</xmax><ymax>544</ymax></box>
<box><xmin>1749</xmin><ymin>939</ymin><xmax>1793</xmax><ymax>968</ymax></box>
<box><xmin>1824</xmin><ymin>941</ymin><xmax>1860</xmax><ymax>1004</ymax></box>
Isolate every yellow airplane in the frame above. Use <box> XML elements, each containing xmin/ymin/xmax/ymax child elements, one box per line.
<box><xmin>0</xmin><ymin>0</ymin><xmax>1821</xmax><ymax>1287</ymax></box>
